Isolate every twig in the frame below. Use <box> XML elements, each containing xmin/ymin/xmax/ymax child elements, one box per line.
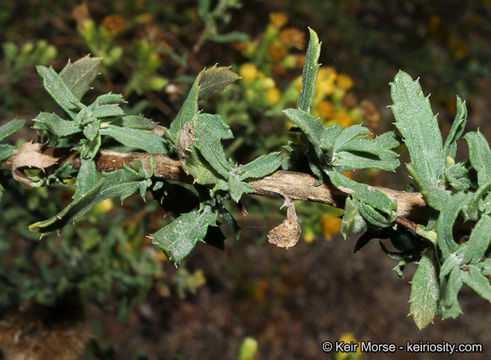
<box><xmin>1</xmin><ymin>148</ymin><xmax>428</xmax><ymax>227</ymax></box>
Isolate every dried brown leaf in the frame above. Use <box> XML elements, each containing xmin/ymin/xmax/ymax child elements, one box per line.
<box><xmin>267</xmin><ymin>197</ymin><xmax>301</xmax><ymax>249</ymax></box>
<box><xmin>11</xmin><ymin>142</ymin><xmax>58</xmax><ymax>187</ymax></box>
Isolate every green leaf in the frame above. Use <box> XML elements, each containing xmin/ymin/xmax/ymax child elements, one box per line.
<box><xmin>406</xmin><ymin>162</ymin><xmax>450</xmax><ymax>211</ymax></box>
<box><xmin>390</xmin><ymin>71</ymin><xmax>445</xmax><ymax>188</ymax></box>
<box><xmin>94</xmin><ymin>93</ymin><xmax>126</xmax><ymax>105</ymax></box>
<box><xmin>481</xmin><ymin>259</ymin><xmax>491</xmax><ymax>276</ymax></box>
<box><xmin>83</xmin><ymin>121</ymin><xmax>99</xmax><ymax>141</ymax></box>
<box><xmin>436</xmin><ymin>192</ymin><xmax>466</xmax><ymax>259</ymax></box>
<box><xmin>92</xmin><ymin>104</ymin><xmax>124</xmax><ymax>118</ymax></box>
<box><xmin>466</xmin><ymin>178</ymin><xmax>491</xmax><ymax>221</ymax></box>
<box><xmin>462</xmin><ymin>214</ymin><xmax>491</xmax><ymax>265</ymax></box>
<box><xmin>36</xmin><ymin>65</ymin><xmax>84</xmax><ymax>120</ymax></box>
<box><xmin>33</xmin><ymin>112</ymin><xmax>81</xmax><ymax>137</ymax></box>
<box><xmin>409</xmin><ymin>248</ymin><xmax>439</xmax><ymax>329</ymax></box>
<box><xmin>283</xmin><ymin>108</ymin><xmax>324</xmax><ymax>156</ymax></box>
<box><xmin>0</xmin><ymin>119</ymin><xmax>25</xmax><ymax>141</ymax></box>
<box><xmin>297</xmin><ymin>28</ymin><xmax>320</xmax><ymax>112</ymax></box>
<box><xmin>169</xmin><ymin>72</ymin><xmax>202</xmax><ymax>141</ymax></box>
<box><xmin>182</xmin><ymin>148</ymin><xmax>227</xmax><ymax>187</ymax></box>
<box><xmin>228</xmin><ymin>173</ymin><xmax>254</xmax><ymax>202</ymax></box>
<box><xmin>192</xmin><ymin>113</ymin><xmax>233</xmax><ymax>178</ymax></box>
<box><xmin>73</xmin><ymin>158</ymin><xmax>97</xmax><ymax>200</ymax></box>
<box><xmin>237</xmin><ymin>152</ymin><xmax>282</xmax><ymax>180</ymax></box>
<box><xmin>28</xmin><ymin>163</ymin><xmax>151</xmax><ymax>233</ymax></box>
<box><xmin>443</xmin><ymin>96</ymin><xmax>467</xmax><ymax>159</ymax></box>
<box><xmin>0</xmin><ymin>144</ymin><xmax>14</xmax><ymax>163</ymax></box>
<box><xmin>198</xmin><ymin>65</ymin><xmax>240</xmax><ymax>100</ymax></box>
<box><xmin>465</xmin><ymin>131</ymin><xmax>491</xmax><ymax>187</ymax></box>
<box><xmin>340</xmin><ymin>197</ymin><xmax>367</xmax><ymax>239</ymax></box>
<box><xmin>444</xmin><ymin>162</ymin><xmax>471</xmax><ymax>191</ymax></box>
<box><xmin>151</xmin><ymin>205</ymin><xmax>218</xmax><ymax>264</ymax></box>
<box><xmin>439</xmin><ymin>267</ymin><xmax>463</xmax><ymax>319</ymax></box>
<box><xmin>121</xmin><ymin>115</ymin><xmax>155</xmax><ymax>130</ymax></box>
<box><xmin>462</xmin><ymin>265</ymin><xmax>491</xmax><ymax>302</ymax></box>
<box><xmin>327</xmin><ymin>170</ymin><xmax>395</xmax><ymax>215</ymax></box>
<box><xmin>59</xmin><ymin>56</ymin><xmax>102</xmax><ymax>100</ymax></box>
<box><xmin>333</xmin><ymin>127</ymin><xmax>400</xmax><ymax>172</ymax></box>
<box><xmin>100</xmin><ymin>125</ymin><xmax>169</xmax><ymax>154</ymax></box>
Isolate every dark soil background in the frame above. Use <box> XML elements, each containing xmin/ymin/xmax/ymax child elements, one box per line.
<box><xmin>98</xmin><ymin>226</ymin><xmax>491</xmax><ymax>359</ymax></box>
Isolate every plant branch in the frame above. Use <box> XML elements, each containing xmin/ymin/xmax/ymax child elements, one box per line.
<box><xmin>1</xmin><ymin>147</ymin><xmax>428</xmax><ymax>228</ymax></box>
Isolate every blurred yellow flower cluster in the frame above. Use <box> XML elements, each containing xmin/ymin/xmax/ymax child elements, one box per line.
<box><xmin>335</xmin><ymin>333</ymin><xmax>362</xmax><ymax>360</ymax></box>
<box><xmin>239</xmin><ymin>62</ymin><xmax>282</xmax><ymax>106</ymax></box>
<box><xmin>293</xmin><ymin>65</ymin><xmax>380</xmax><ymax>130</ymax></box>
<box><xmin>320</xmin><ymin>213</ymin><xmax>342</xmax><ymax>241</ymax></box>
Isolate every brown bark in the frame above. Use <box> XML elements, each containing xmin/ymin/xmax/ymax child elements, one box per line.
<box><xmin>1</xmin><ymin>148</ymin><xmax>427</xmax><ymax>229</ymax></box>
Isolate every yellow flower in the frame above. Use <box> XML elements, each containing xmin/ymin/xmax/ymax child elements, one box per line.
<box><xmin>360</xmin><ymin>99</ymin><xmax>380</xmax><ymax>129</ymax></box>
<box><xmin>334</xmin><ymin>109</ymin><xmax>353</xmax><ymax>128</ymax></box>
<box><xmin>156</xmin><ymin>251</ymin><xmax>167</xmax><ymax>263</ymax></box>
<box><xmin>316</xmin><ymin>100</ymin><xmax>335</xmax><ymax>119</ymax></box>
<box><xmin>320</xmin><ymin>213</ymin><xmax>341</xmax><ymax>241</ymax></box>
<box><xmin>279</xmin><ymin>28</ymin><xmax>306</xmax><ymax>50</ymax></box>
<box><xmin>293</xmin><ymin>76</ymin><xmax>303</xmax><ymax>92</ymax></box>
<box><xmin>318</xmin><ymin>66</ymin><xmax>337</xmax><ymax>83</ymax></box>
<box><xmin>101</xmin><ymin>14</ymin><xmax>126</xmax><ymax>36</ymax></box>
<box><xmin>338</xmin><ymin>333</ymin><xmax>362</xmax><ymax>357</ymax></box>
<box><xmin>261</xmin><ymin>77</ymin><xmax>276</xmax><ymax>89</ymax></box>
<box><xmin>94</xmin><ymin>198</ymin><xmax>114</xmax><ymax>213</ymax></box>
<box><xmin>239</xmin><ymin>63</ymin><xmax>258</xmax><ymax>81</ymax></box>
<box><xmin>303</xmin><ymin>229</ymin><xmax>315</xmax><ymax>243</ymax></box>
<box><xmin>316</xmin><ymin>67</ymin><xmax>337</xmax><ymax>96</ymax></box>
<box><xmin>269</xmin><ymin>40</ymin><xmax>288</xmax><ymax>61</ymax></box>
<box><xmin>336</xmin><ymin>74</ymin><xmax>354</xmax><ymax>91</ymax></box>
<box><xmin>269</xmin><ymin>12</ymin><xmax>288</xmax><ymax>28</ymax></box>
<box><xmin>266</xmin><ymin>87</ymin><xmax>281</xmax><ymax>105</ymax></box>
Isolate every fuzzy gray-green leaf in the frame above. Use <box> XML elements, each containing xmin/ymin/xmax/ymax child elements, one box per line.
<box><xmin>228</xmin><ymin>173</ymin><xmax>255</xmax><ymax>202</ymax></box>
<box><xmin>390</xmin><ymin>71</ymin><xmax>445</xmax><ymax>188</ymax></box>
<box><xmin>297</xmin><ymin>28</ymin><xmax>320</xmax><ymax>112</ymax></box>
<box><xmin>192</xmin><ymin>113</ymin><xmax>233</xmax><ymax>178</ymax></box>
<box><xmin>409</xmin><ymin>248</ymin><xmax>439</xmax><ymax>329</ymax></box>
<box><xmin>333</xmin><ymin>127</ymin><xmax>400</xmax><ymax>172</ymax></box>
<box><xmin>436</xmin><ymin>192</ymin><xmax>466</xmax><ymax>259</ymax></box>
<box><xmin>443</xmin><ymin>96</ymin><xmax>467</xmax><ymax>159</ymax></box>
<box><xmin>0</xmin><ymin>119</ymin><xmax>25</xmax><ymax>141</ymax></box>
<box><xmin>121</xmin><ymin>115</ymin><xmax>155</xmax><ymax>130</ymax></box>
<box><xmin>169</xmin><ymin>72</ymin><xmax>202</xmax><ymax>141</ymax></box>
<box><xmin>100</xmin><ymin>125</ymin><xmax>168</xmax><ymax>154</ymax></box>
<box><xmin>151</xmin><ymin>205</ymin><xmax>218</xmax><ymax>264</ymax></box>
<box><xmin>237</xmin><ymin>152</ymin><xmax>282</xmax><ymax>180</ymax></box>
<box><xmin>465</xmin><ymin>131</ymin><xmax>491</xmax><ymax>188</ymax></box>
<box><xmin>73</xmin><ymin>158</ymin><xmax>97</xmax><ymax>200</ymax></box>
<box><xmin>283</xmin><ymin>108</ymin><xmax>324</xmax><ymax>155</ymax></box>
<box><xmin>439</xmin><ymin>267</ymin><xmax>463</xmax><ymax>319</ymax></box>
<box><xmin>33</xmin><ymin>112</ymin><xmax>81</xmax><ymax>137</ymax></box>
<box><xmin>59</xmin><ymin>56</ymin><xmax>102</xmax><ymax>100</ymax></box>
<box><xmin>198</xmin><ymin>65</ymin><xmax>240</xmax><ymax>100</ymax></box>
<box><xmin>462</xmin><ymin>214</ymin><xmax>491</xmax><ymax>265</ymax></box>
<box><xmin>28</xmin><ymin>164</ymin><xmax>150</xmax><ymax>233</ymax></box>
<box><xmin>340</xmin><ymin>197</ymin><xmax>367</xmax><ymax>239</ymax></box>
<box><xmin>327</xmin><ymin>170</ymin><xmax>395</xmax><ymax>215</ymax></box>
<box><xmin>0</xmin><ymin>144</ymin><xmax>14</xmax><ymax>163</ymax></box>
<box><xmin>462</xmin><ymin>265</ymin><xmax>491</xmax><ymax>302</ymax></box>
<box><xmin>36</xmin><ymin>65</ymin><xmax>84</xmax><ymax>120</ymax></box>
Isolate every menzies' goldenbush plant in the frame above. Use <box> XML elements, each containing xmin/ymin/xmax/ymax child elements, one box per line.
<box><xmin>0</xmin><ymin>28</ymin><xmax>489</xmax><ymax>329</ymax></box>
